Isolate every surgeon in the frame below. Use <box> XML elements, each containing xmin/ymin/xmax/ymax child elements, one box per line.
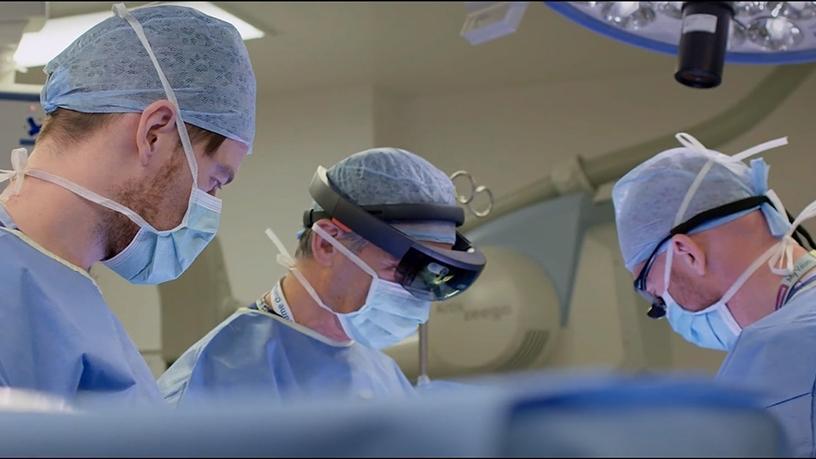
<box><xmin>0</xmin><ymin>4</ymin><xmax>256</xmax><ymax>404</ymax></box>
<box><xmin>613</xmin><ymin>133</ymin><xmax>816</xmax><ymax>457</ymax></box>
<box><xmin>158</xmin><ymin>148</ymin><xmax>485</xmax><ymax>405</ymax></box>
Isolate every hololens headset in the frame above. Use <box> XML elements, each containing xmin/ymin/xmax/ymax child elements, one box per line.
<box><xmin>303</xmin><ymin>166</ymin><xmax>486</xmax><ymax>301</ymax></box>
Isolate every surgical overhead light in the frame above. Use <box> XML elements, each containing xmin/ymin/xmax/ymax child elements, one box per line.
<box><xmin>546</xmin><ymin>1</ymin><xmax>816</xmax><ymax>89</ymax></box>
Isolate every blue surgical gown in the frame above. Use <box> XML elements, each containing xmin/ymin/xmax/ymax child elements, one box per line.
<box><xmin>158</xmin><ymin>308</ymin><xmax>416</xmax><ymax>406</ymax></box>
<box><xmin>718</xmin><ymin>285</ymin><xmax>816</xmax><ymax>457</ymax></box>
<box><xmin>0</xmin><ymin>205</ymin><xmax>160</xmax><ymax>406</ymax></box>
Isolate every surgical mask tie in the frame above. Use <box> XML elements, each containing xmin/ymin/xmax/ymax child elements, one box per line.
<box><xmin>265</xmin><ymin>225</ymin><xmax>431</xmax><ymax>349</ymax></box>
<box><xmin>264</xmin><ymin>227</ymin><xmax>337</xmax><ymax>310</ymax></box>
<box><xmin>0</xmin><ymin>148</ymin><xmax>30</xmax><ymax>200</ymax></box>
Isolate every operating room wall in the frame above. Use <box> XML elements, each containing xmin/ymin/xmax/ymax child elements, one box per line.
<box><xmin>383</xmin><ymin>66</ymin><xmax>816</xmax><ymax>222</ymax></box>
<box><xmin>0</xmin><ymin>99</ymin><xmax>40</xmax><ymax>156</ymax></box>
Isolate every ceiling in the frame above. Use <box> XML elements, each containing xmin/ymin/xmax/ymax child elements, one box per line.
<box><xmin>23</xmin><ymin>1</ymin><xmax>683</xmax><ymax>96</ymax></box>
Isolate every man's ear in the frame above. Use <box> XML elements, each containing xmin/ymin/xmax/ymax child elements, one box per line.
<box><xmin>311</xmin><ymin>220</ymin><xmax>343</xmax><ymax>267</ymax></box>
<box><xmin>672</xmin><ymin>234</ymin><xmax>707</xmax><ymax>277</ymax></box>
<box><xmin>135</xmin><ymin>100</ymin><xmax>178</xmax><ymax>167</ymax></box>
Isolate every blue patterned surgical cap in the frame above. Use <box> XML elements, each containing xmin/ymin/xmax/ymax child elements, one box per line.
<box><xmin>311</xmin><ymin>148</ymin><xmax>458</xmax><ymax>244</ymax></box>
<box><xmin>41</xmin><ymin>5</ymin><xmax>256</xmax><ymax>148</ymax></box>
<box><xmin>613</xmin><ymin>146</ymin><xmax>790</xmax><ymax>272</ymax></box>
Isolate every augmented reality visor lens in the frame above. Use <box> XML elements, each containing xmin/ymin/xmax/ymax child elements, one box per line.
<box><xmin>396</xmin><ymin>249</ymin><xmax>480</xmax><ymax>301</ymax></box>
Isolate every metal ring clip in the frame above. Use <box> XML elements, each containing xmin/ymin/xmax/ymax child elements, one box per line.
<box><xmin>450</xmin><ymin>170</ymin><xmax>494</xmax><ymax>218</ymax></box>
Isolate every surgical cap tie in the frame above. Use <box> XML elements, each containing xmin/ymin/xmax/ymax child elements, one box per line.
<box><xmin>672</xmin><ymin>133</ymin><xmax>789</xmax><ymax>226</ymax></box>
<box><xmin>670</xmin><ymin>132</ymin><xmax>797</xmax><ymax>278</ymax></box>
<box><xmin>0</xmin><ymin>148</ymin><xmax>30</xmax><ymax>199</ymax></box>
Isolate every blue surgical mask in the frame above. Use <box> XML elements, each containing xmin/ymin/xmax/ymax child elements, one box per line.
<box><xmin>101</xmin><ymin>189</ymin><xmax>221</xmax><ymax>284</ymax></box>
<box><xmin>336</xmin><ymin>275</ymin><xmax>431</xmax><ymax>349</ymax></box>
<box><xmin>661</xmin><ymin>238</ymin><xmax>780</xmax><ymax>351</ymax></box>
<box><xmin>0</xmin><ymin>5</ymin><xmax>222</xmax><ymax>285</ymax></box>
<box><xmin>265</xmin><ymin>225</ymin><xmax>431</xmax><ymax>349</ymax></box>
<box><xmin>663</xmin><ymin>290</ymin><xmax>741</xmax><ymax>351</ymax></box>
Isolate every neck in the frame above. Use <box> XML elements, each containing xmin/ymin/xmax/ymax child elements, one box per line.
<box><xmin>1</xmin><ymin>147</ymin><xmax>111</xmax><ymax>270</ymax></box>
<box><xmin>277</xmin><ymin>271</ymin><xmax>351</xmax><ymax>342</ymax></box>
<box><xmin>728</xmin><ymin>243</ymin><xmax>809</xmax><ymax>327</ymax></box>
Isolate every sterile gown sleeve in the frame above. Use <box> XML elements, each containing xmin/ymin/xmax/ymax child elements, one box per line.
<box><xmin>718</xmin><ymin>287</ymin><xmax>816</xmax><ymax>458</ymax></box>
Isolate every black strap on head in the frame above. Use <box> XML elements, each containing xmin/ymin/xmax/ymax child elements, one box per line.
<box><xmin>786</xmin><ymin>209</ymin><xmax>816</xmax><ymax>250</ymax></box>
<box><xmin>303</xmin><ymin>166</ymin><xmax>467</xmax><ymax>230</ymax></box>
<box><xmin>670</xmin><ymin>196</ymin><xmax>772</xmax><ymax>236</ymax></box>
<box><xmin>670</xmin><ymin>195</ymin><xmax>816</xmax><ymax>251</ymax></box>
<box><xmin>639</xmin><ymin>194</ymin><xmax>815</xmax><ymax>321</ymax></box>
<box><xmin>304</xmin><ymin>204</ymin><xmax>465</xmax><ymax>229</ymax></box>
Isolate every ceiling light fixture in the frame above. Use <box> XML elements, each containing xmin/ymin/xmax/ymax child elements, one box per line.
<box><xmin>13</xmin><ymin>2</ymin><xmax>264</xmax><ymax>70</ymax></box>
